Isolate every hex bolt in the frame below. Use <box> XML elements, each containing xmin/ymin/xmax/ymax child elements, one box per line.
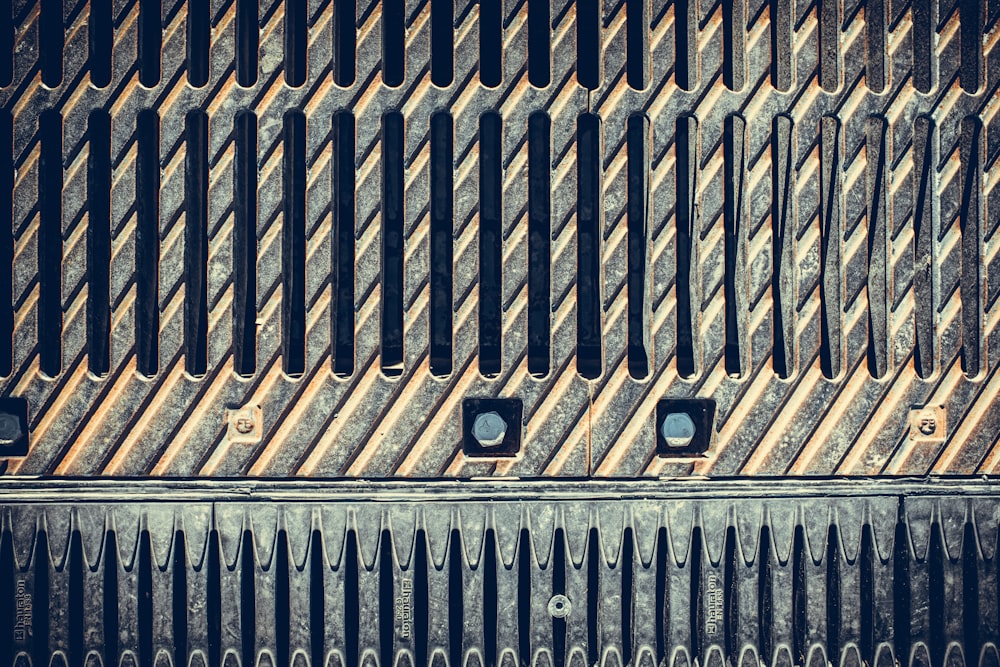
<box><xmin>0</xmin><ymin>412</ymin><xmax>23</xmax><ymax>446</ymax></box>
<box><xmin>472</xmin><ymin>411</ymin><xmax>508</xmax><ymax>448</ymax></box>
<box><xmin>660</xmin><ymin>412</ymin><xmax>696</xmax><ymax>448</ymax></box>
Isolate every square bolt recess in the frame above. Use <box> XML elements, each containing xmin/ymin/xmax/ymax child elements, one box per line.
<box><xmin>462</xmin><ymin>398</ymin><xmax>523</xmax><ymax>457</ymax></box>
<box><xmin>655</xmin><ymin>398</ymin><xmax>716</xmax><ymax>456</ymax></box>
<box><xmin>0</xmin><ymin>397</ymin><xmax>29</xmax><ymax>457</ymax></box>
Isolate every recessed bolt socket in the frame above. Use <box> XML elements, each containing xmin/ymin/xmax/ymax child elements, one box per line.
<box><xmin>655</xmin><ymin>398</ymin><xmax>715</xmax><ymax>456</ymax></box>
<box><xmin>463</xmin><ymin>398</ymin><xmax>522</xmax><ymax>457</ymax></box>
<box><xmin>0</xmin><ymin>398</ymin><xmax>29</xmax><ymax>457</ymax></box>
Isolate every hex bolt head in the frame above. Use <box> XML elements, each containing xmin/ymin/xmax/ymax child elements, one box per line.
<box><xmin>660</xmin><ymin>412</ymin><xmax>696</xmax><ymax>448</ymax></box>
<box><xmin>472</xmin><ymin>411</ymin><xmax>508</xmax><ymax>448</ymax></box>
<box><xmin>0</xmin><ymin>412</ymin><xmax>23</xmax><ymax>446</ymax></box>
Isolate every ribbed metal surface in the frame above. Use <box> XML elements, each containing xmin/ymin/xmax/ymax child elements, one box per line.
<box><xmin>1</xmin><ymin>0</ymin><xmax>999</xmax><ymax>476</ymax></box>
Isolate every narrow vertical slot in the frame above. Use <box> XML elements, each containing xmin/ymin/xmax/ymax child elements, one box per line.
<box><xmin>552</xmin><ymin>530</ymin><xmax>566</xmax><ymax>667</ymax></box>
<box><xmin>334</xmin><ymin>0</ymin><xmax>356</xmax><ymax>86</ymax></box>
<box><xmin>483</xmin><ymin>530</ymin><xmax>498</xmax><ymax>667</ymax></box>
<box><xmin>960</xmin><ymin>0</ymin><xmax>983</xmax><ymax>93</ymax></box>
<box><xmin>378</xmin><ymin>531</ymin><xmax>394</xmax><ymax>662</ymax></box>
<box><xmin>891</xmin><ymin>514</ymin><xmax>910</xmax><ymax>667</ymax></box>
<box><xmin>626</xmin><ymin>113</ymin><xmax>649</xmax><ymax>379</ymax></box>
<box><xmin>282</xmin><ymin>110</ymin><xmax>307</xmax><ymax>377</ymax></box>
<box><xmin>274</xmin><ymin>532</ymin><xmax>290</xmax><ymax>667</ymax></box>
<box><xmin>87</xmin><ymin>110</ymin><xmax>112</xmax><ymax>377</ymax></box>
<box><xmin>0</xmin><ymin>528</ymin><xmax>15</xmax><ymax>667</ymax></box>
<box><xmin>383</xmin><ymin>0</ymin><xmax>405</xmax><ymax>86</ymax></box>
<box><xmin>819</xmin><ymin>115</ymin><xmax>843</xmax><ymax>379</ymax></box>
<box><xmin>381</xmin><ymin>111</ymin><xmax>405</xmax><ymax>376</ymax></box>
<box><xmin>239</xmin><ymin>531</ymin><xmax>257</xmax><ymax>667</ymax></box>
<box><xmin>309</xmin><ymin>531</ymin><xmax>325</xmax><ymax>667</ymax></box>
<box><xmin>826</xmin><ymin>526</ymin><xmax>841</xmax><ymax>663</ymax></box>
<box><xmin>478</xmin><ymin>111</ymin><xmax>503</xmax><ymax>376</ymax></box>
<box><xmin>927</xmin><ymin>523</ymin><xmax>944</xmax><ymax>667</ymax></box>
<box><xmin>722</xmin><ymin>0</ymin><xmax>745</xmax><ymax>91</ymax></box>
<box><xmin>136</xmin><ymin>110</ymin><xmax>160</xmax><ymax>377</ymax></box>
<box><xmin>479</xmin><ymin>0</ymin><xmax>502</xmax><ymax>87</ymax></box>
<box><xmin>757</xmin><ymin>526</ymin><xmax>773</xmax><ymax>664</ymax></box>
<box><xmin>791</xmin><ymin>527</ymin><xmax>806</xmax><ymax>666</ymax></box>
<box><xmin>865</xmin><ymin>0</ymin><xmax>886</xmax><ymax>93</ymax></box>
<box><xmin>430</xmin><ymin>112</ymin><xmax>454</xmax><ymax>376</ymax></box>
<box><xmin>40</xmin><ymin>0</ymin><xmax>63</xmax><ymax>86</ymax></box>
<box><xmin>172</xmin><ymin>531</ymin><xmax>188</xmax><ymax>667</ymax></box>
<box><xmin>206</xmin><ymin>532</ymin><xmax>221</xmax><ymax>667</ymax></box>
<box><xmin>577</xmin><ymin>0</ymin><xmax>600</xmax><ymax>89</ymax></box>
<box><xmin>31</xmin><ymin>531</ymin><xmax>49</xmax><ymax>667</ymax></box>
<box><xmin>285</xmin><ymin>0</ymin><xmax>306</xmax><ymax>86</ymax></box>
<box><xmin>959</xmin><ymin>116</ymin><xmax>983</xmax><ymax>377</ymax></box>
<box><xmin>586</xmin><ymin>529</ymin><xmax>599</xmax><ymax>667</ymax></box>
<box><xmin>689</xmin><ymin>527</ymin><xmax>702</xmax><ymax>663</ymax></box>
<box><xmin>345</xmin><ymin>532</ymin><xmax>360</xmax><ymax>667</ymax></box>
<box><xmin>912</xmin><ymin>0</ymin><xmax>933</xmax><ymax>93</ymax></box>
<box><xmin>0</xmin><ymin>0</ymin><xmax>10</xmax><ymax>86</ymax></box>
<box><xmin>723</xmin><ymin>114</ymin><xmax>748</xmax><ymax>377</ymax></box>
<box><xmin>233</xmin><ymin>110</ymin><xmax>258</xmax><ymax>377</ymax></box>
<box><xmin>961</xmin><ymin>522</ymin><xmax>979</xmax><ymax>654</ymax></box>
<box><xmin>527</xmin><ymin>111</ymin><xmax>551</xmax><ymax>377</ymax></box>
<box><xmin>67</xmin><ymin>531</ymin><xmax>84</xmax><ymax>667</ymax></box>
<box><xmin>528</xmin><ymin>0</ymin><xmax>550</xmax><ymax>87</ymax></box>
<box><xmin>431</xmin><ymin>0</ymin><xmax>454</xmax><ymax>86</ymax></box>
<box><xmin>89</xmin><ymin>0</ymin><xmax>112</xmax><ymax>87</ymax></box>
<box><xmin>772</xmin><ymin>115</ymin><xmax>795</xmax><ymax>379</ymax></box>
<box><xmin>184</xmin><ymin>111</ymin><xmax>209</xmax><ymax>377</ymax></box>
<box><xmin>517</xmin><ymin>529</ymin><xmax>532</xmax><ymax>666</ymax></box>
<box><xmin>654</xmin><ymin>527</ymin><xmax>668</xmax><ymax>665</ymax></box>
<box><xmin>103</xmin><ymin>532</ymin><xmax>119</xmax><ymax>665</ymax></box>
<box><xmin>675</xmin><ymin>115</ymin><xmax>698</xmax><ymax>378</ymax></box>
<box><xmin>0</xmin><ymin>111</ymin><xmax>12</xmax><ymax>376</ymax></box>
<box><xmin>236</xmin><ymin>0</ymin><xmax>259</xmax><ymax>86</ymax></box>
<box><xmin>819</xmin><ymin>0</ymin><xmax>839</xmax><ymax>92</ymax></box>
<box><xmin>137</xmin><ymin>531</ymin><xmax>153</xmax><ymax>667</ymax></box>
<box><xmin>626</xmin><ymin>0</ymin><xmax>648</xmax><ymax>89</ymax></box>
<box><xmin>770</xmin><ymin>0</ymin><xmax>791</xmax><ymax>90</ymax></box>
<box><xmin>188</xmin><ymin>0</ymin><xmax>210</xmax><ymax>86</ymax></box>
<box><xmin>332</xmin><ymin>111</ymin><xmax>355</xmax><ymax>376</ymax></box>
<box><xmin>675</xmin><ymin>0</ymin><xmax>696</xmax><ymax>91</ymax></box>
<box><xmin>621</xmin><ymin>529</ymin><xmax>634</xmax><ymax>666</ymax></box>
<box><xmin>866</xmin><ymin>116</ymin><xmax>888</xmax><ymax>379</ymax></box>
<box><xmin>139</xmin><ymin>0</ymin><xmax>161</xmax><ymax>87</ymax></box>
<box><xmin>38</xmin><ymin>110</ymin><xmax>63</xmax><ymax>378</ymax></box>
<box><xmin>858</xmin><ymin>527</ymin><xmax>875</xmax><ymax>665</ymax></box>
<box><xmin>413</xmin><ymin>532</ymin><xmax>429</xmax><ymax>667</ymax></box>
<box><xmin>577</xmin><ymin>113</ymin><xmax>602</xmax><ymax>379</ymax></box>
<box><xmin>447</xmin><ymin>531</ymin><xmax>463</xmax><ymax>662</ymax></box>
<box><xmin>723</xmin><ymin>527</ymin><xmax>738</xmax><ymax>658</ymax></box>
<box><xmin>912</xmin><ymin>115</ymin><xmax>935</xmax><ymax>379</ymax></box>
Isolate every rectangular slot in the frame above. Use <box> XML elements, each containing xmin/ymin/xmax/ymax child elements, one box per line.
<box><xmin>431</xmin><ymin>0</ymin><xmax>453</xmax><ymax>87</ymax></box>
<box><xmin>282</xmin><ymin>111</ymin><xmax>307</xmax><ymax>377</ymax></box>
<box><xmin>819</xmin><ymin>115</ymin><xmax>843</xmax><ymax>379</ymax></box>
<box><xmin>139</xmin><ymin>0</ymin><xmax>161</xmax><ymax>87</ymax></box>
<box><xmin>334</xmin><ymin>0</ymin><xmax>355</xmax><ymax>86</ymax></box>
<box><xmin>89</xmin><ymin>0</ymin><xmax>112</xmax><ymax>87</ymax></box>
<box><xmin>819</xmin><ymin>0</ymin><xmax>839</xmax><ymax>92</ymax></box>
<box><xmin>772</xmin><ymin>114</ymin><xmax>794</xmax><ymax>378</ymax></box>
<box><xmin>285</xmin><ymin>0</ymin><xmax>306</xmax><ymax>86</ymax></box>
<box><xmin>332</xmin><ymin>111</ymin><xmax>355</xmax><ymax>377</ymax></box>
<box><xmin>236</xmin><ymin>0</ymin><xmax>258</xmax><ymax>86</ymax></box>
<box><xmin>136</xmin><ymin>110</ymin><xmax>160</xmax><ymax>377</ymax></box>
<box><xmin>527</xmin><ymin>112</ymin><xmax>550</xmax><ymax>377</ymax></box>
<box><xmin>0</xmin><ymin>0</ymin><xmax>10</xmax><ymax>86</ymax></box>
<box><xmin>960</xmin><ymin>0</ymin><xmax>983</xmax><ymax>93</ymax></box>
<box><xmin>959</xmin><ymin>116</ymin><xmax>982</xmax><ymax>377</ymax></box>
<box><xmin>429</xmin><ymin>112</ymin><xmax>453</xmax><ymax>376</ymax></box>
<box><xmin>38</xmin><ymin>110</ymin><xmax>63</xmax><ymax>378</ymax></box>
<box><xmin>577</xmin><ymin>0</ymin><xmax>599</xmax><ymax>89</ymax></box>
<box><xmin>722</xmin><ymin>0</ymin><xmax>745</xmax><ymax>90</ymax></box>
<box><xmin>87</xmin><ymin>110</ymin><xmax>112</xmax><ymax>377</ymax></box>
<box><xmin>479</xmin><ymin>0</ymin><xmax>502</xmax><ymax>87</ymax></box>
<box><xmin>723</xmin><ymin>114</ymin><xmax>748</xmax><ymax>377</ymax></box>
<box><xmin>675</xmin><ymin>115</ymin><xmax>698</xmax><ymax>378</ymax></box>
<box><xmin>675</xmin><ymin>0</ymin><xmax>696</xmax><ymax>90</ymax></box>
<box><xmin>382</xmin><ymin>0</ymin><xmax>405</xmax><ymax>86</ymax></box>
<box><xmin>187</xmin><ymin>0</ymin><xmax>210</xmax><ymax>87</ymax></box>
<box><xmin>626</xmin><ymin>0</ymin><xmax>648</xmax><ymax>90</ymax></box>
<box><xmin>864</xmin><ymin>0</ymin><xmax>886</xmax><ymax>93</ymax></box>
<box><xmin>528</xmin><ymin>0</ymin><xmax>550</xmax><ymax>87</ymax></box>
<box><xmin>381</xmin><ymin>112</ymin><xmax>405</xmax><ymax>376</ymax></box>
<box><xmin>912</xmin><ymin>115</ymin><xmax>935</xmax><ymax>378</ymax></box>
<box><xmin>0</xmin><ymin>111</ymin><xmax>11</xmax><ymax>376</ymax></box>
<box><xmin>233</xmin><ymin>110</ymin><xmax>257</xmax><ymax>377</ymax></box>
<box><xmin>576</xmin><ymin>113</ymin><xmax>602</xmax><ymax>379</ymax></box>
<box><xmin>184</xmin><ymin>111</ymin><xmax>209</xmax><ymax>377</ymax></box>
<box><xmin>770</xmin><ymin>0</ymin><xmax>791</xmax><ymax>91</ymax></box>
<box><xmin>912</xmin><ymin>0</ymin><xmax>933</xmax><ymax>93</ymax></box>
<box><xmin>40</xmin><ymin>0</ymin><xmax>63</xmax><ymax>86</ymax></box>
<box><xmin>866</xmin><ymin>116</ymin><xmax>888</xmax><ymax>378</ymax></box>
<box><xmin>626</xmin><ymin>113</ymin><xmax>649</xmax><ymax>379</ymax></box>
<box><xmin>478</xmin><ymin>111</ymin><xmax>503</xmax><ymax>377</ymax></box>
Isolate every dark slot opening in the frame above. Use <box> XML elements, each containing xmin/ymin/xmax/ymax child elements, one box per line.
<box><xmin>68</xmin><ymin>531</ymin><xmax>84</xmax><ymax>667</ymax></box>
<box><xmin>0</xmin><ymin>111</ymin><xmax>12</xmax><ymax>376</ymax></box>
<box><xmin>413</xmin><ymin>532</ymin><xmax>428</xmax><ymax>667</ymax></box>
<box><xmin>334</xmin><ymin>0</ymin><xmax>356</xmax><ymax>86</ymax></box>
<box><xmin>430</xmin><ymin>112</ymin><xmax>454</xmax><ymax>376</ymax></box>
<box><xmin>552</xmin><ymin>530</ymin><xmax>566</xmax><ymax>667</ymax></box>
<box><xmin>172</xmin><ymin>531</ymin><xmax>188</xmax><ymax>667</ymax></box>
<box><xmin>757</xmin><ymin>526</ymin><xmax>773</xmax><ymax>662</ymax></box>
<box><xmin>139</xmin><ymin>0</ymin><xmax>161</xmax><ymax>87</ymax></box>
<box><xmin>32</xmin><ymin>531</ymin><xmax>49</xmax><ymax>667</ymax></box>
<box><xmin>528</xmin><ymin>0</ymin><xmax>550</xmax><ymax>87</ymax></box>
<box><xmin>819</xmin><ymin>115</ymin><xmax>842</xmax><ymax>380</ymax></box>
<box><xmin>912</xmin><ymin>0</ymin><xmax>932</xmax><ymax>93</ymax></box>
<box><xmin>577</xmin><ymin>0</ymin><xmax>599</xmax><ymax>89</ymax></box>
<box><xmin>136</xmin><ymin>110</ymin><xmax>161</xmax><ymax>377</ymax></box>
<box><xmin>40</xmin><ymin>0</ymin><xmax>63</xmax><ymax>86</ymax></box>
<box><xmin>723</xmin><ymin>527</ymin><xmax>738</xmax><ymax>657</ymax></box>
<box><xmin>689</xmin><ymin>527</ymin><xmax>702</xmax><ymax>663</ymax></box>
<box><xmin>332</xmin><ymin>111</ymin><xmax>355</xmax><ymax>376</ymax></box>
<box><xmin>626</xmin><ymin>113</ymin><xmax>649</xmax><ymax>379</ymax></box>
<box><xmin>378</xmin><ymin>531</ymin><xmax>394</xmax><ymax>662</ymax></box>
<box><xmin>137</xmin><ymin>531</ymin><xmax>153</xmax><ymax>667</ymax></box>
<box><xmin>383</xmin><ymin>0</ymin><xmax>405</xmax><ymax>86</ymax></box>
<box><xmin>859</xmin><ymin>527</ymin><xmax>874</xmax><ymax>665</ymax></box>
<box><xmin>38</xmin><ymin>110</ymin><xmax>63</xmax><ymax>378</ymax></box>
<box><xmin>791</xmin><ymin>527</ymin><xmax>806</xmax><ymax>666</ymax></box>
<box><xmin>479</xmin><ymin>111</ymin><xmax>503</xmax><ymax>376</ymax></box>
<box><xmin>655</xmin><ymin>527</ymin><xmax>668</xmax><ymax>665</ymax></box>
<box><xmin>826</xmin><ymin>526</ymin><xmax>841</xmax><ymax>662</ymax></box>
<box><xmin>626</xmin><ymin>0</ymin><xmax>648</xmax><ymax>89</ymax></box>
<box><xmin>234</xmin><ymin>110</ymin><xmax>258</xmax><ymax>377</ymax></box>
<box><xmin>282</xmin><ymin>110</ymin><xmax>307</xmax><ymax>376</ymax></box>
<box><xmin>381</xmin><ymin>111</ymin><xmax>405</xmax><ymax>376</ymax></box>
<box><xmin>285</xmin><ymin>0</ymin><xmax>306</xmax><ymax>86</ymax></box>
<box><xmin>928</xmin><ymin>523</ymin><xmax>944</xmax><ymax>667</ymax></box>
<box><xmin>586</xmin><ymin>528</ymin><xmax>599</xmax><ymax>667</ymax></box>
<box><xmin>577</xmin><ymin>113</ymin><xmax>602</xmax><ymax>379</ymax></box>
<box><xmin>188</xmin><ymin>0</ymin><xmax>210</xmax><ymax>86</ymax></box>
<box><xmin>431</xmin><ymin>0</ymin><xmax>453</xmax><ymax>86</ymax></box>
<box><xmin>959</xmin><ymin>116</ymin><xmax>982</xmax><ymax>377</ymax></box>
<box><xmin>185</xmin><ymin>111</ymin><xmax>209</xmax><ymax>377</ymax></box>
<box><xmin>89</xmin><ymin>0</ymin><xmax>112</xmax><ymax>87</ymax></box>
<box><xmin>448</xmin><ymin>530</ymin><xmax>464</xmax><ymax>662</ymax></box>
<box><xmin>960</xmin><ymin>0</ymin><xmax>983</xmax><ymax>93</ymax></box>
<box><xmin>675</xmin><ymin>0</ymin><xmax>695</xmax><ymax>90</ymax></box>
<box><xmin>236</xmin><ymin>0</ymin><xmax>259</xmax><ymax>86</ymax></box>
<box><xmin>819</xmin><ymin>0</ymin><xmax>839</xmax><ymax>92</ymax></box>
<box><xmin>517</xmin><ymin>529</ymin><xmax>531</xmax><ymax>665</ymax></box>
<box><xmin>675</xmin><ymin>116</ymin><xmax>697</xmax><ymax>378</ymax></box>
<box><xmin>345</xmin><ymin>532</ymin><xmax>360</xmax><ymax>667</ymax></box>
<box><xmin>912</xmin><ymin>116</ymin><xmax>934</xmax><ymax>379</ymax></box>
<box><xmin>865</xmin><ymin>0</ymin><xmax>886</xmax><ymax>93</ymax></box>
<box><xmin>0</xmin><ymin>0</ymin><xmax>10</xmax><ymax>86</ymax></box>
<box><xmin>483</xmin><ymin>530</ymin><xmax>498</xmax><ymax>667</ymax></box>
<box><xmin>723</xmin><ymin>115</ymin><xmax>746</xmax><ymax>377</ymax></box>
<box><xmin>0</xmin><ymin>513</ymin><xmax>11</xmax><ymax>667</ymax></box>
<box><xmin>722</xmin><ymin>0</ymin><xmax>745</xmax><ymax>90</ymax></box>
<box><xmin>891</xmin><ymin>514</ymin><xmax>910</xmax><ymax>667</ymax></box>
<box><xmin>309</xmin><ymin>531</ymin><xmax>325</xmax><ymax>667</ymax></box>
<box><xmin>87</xmin><ymin>110</ymin><xmax>112</xmax><ymax>376</ymax></box>
<box><xmin>206</xmin><ymin>532</ymin><xmax>221</xmax><ymax>667</ymax></box>
<box><xmin>527</xmin><ymin>112</ymin><xmax>551</xmax><ymax>377</ymax></box>
<box><xmin>621</xmin><ymin>529</ymin><xmax>634</xmax><ymax>666</ymax></box>
<box><xmin>771</xmin><ymin>115</ymin><xmax>794</xmax><ymax>379</ymax></box>
<box><xmin>769</xmin><ymin>0</ymin><xmax>791</xmax><ymax>90</ymax></box>
<box><xmin>479</xmin><ymin>0</ymin><xmax>502</xmax><ymax>87</ymax></box>
<box><xmin>239</xmin><ymin>531</ymin><xmax>256</xmax><ymax>667</ymax></box>
<box><xmin>866</xmin><ymin>116</ymin><xmax>889</xmax><ymax>379</ymax></box>
<box><xmin>103</xmin><ymin>531</ymin><xmax>119</xmax><ymax>665</ymax></box>
<box><xmin>275</xmin><ymin>532</ymin><xmax>290</xmax><ymax>667</ymax></box>
<box><xmin>961</xmin><ymin>522</ymin><xmax>978</xmax><ymax>653</ymax></box>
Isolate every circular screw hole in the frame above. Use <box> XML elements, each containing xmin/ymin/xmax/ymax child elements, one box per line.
<box><xmin>548</xmin><ymin>594</ymin><xmax>571</xmax><ymax>618</ymax></box>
